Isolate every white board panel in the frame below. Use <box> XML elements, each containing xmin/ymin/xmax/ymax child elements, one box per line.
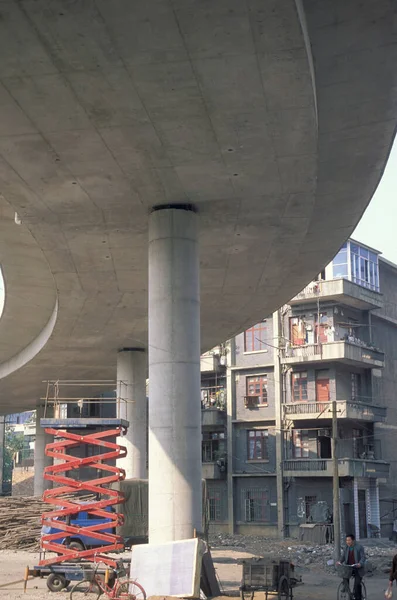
<box><xmin>130</xmin><ymin>538</ymin><xmax>205</xmax><ymax>598</ymax></box>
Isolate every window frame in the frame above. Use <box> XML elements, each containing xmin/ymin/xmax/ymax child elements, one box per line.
<box><xmin>244</xmin><ymin>320</ymin><xmax>268</xmax><ymax>353</ymax></box>
<box><xmin>293</xmin><ymin>429</ymin><xmax>310</xmax><ymax>458</ymax></box>
<box><xmin>208</xmin><ymin>488</ymin><xmax>223</xmax><ymax>522</ymax></box>
<box><xmin>246</xmin><ymin>374</ymin><xmax>268</xmax><ymax>405</ymax></box>
<box><xmin>292</xmin><ymin>371</ymin><xmax>308</xmax><ymax>402</ymax></box>
<box><xmin>247</xmin><ymin>429</ymin><xmax>268</xmax><ymax>461</ymax></box>
<box><xmin>242</xmin><ymin>488</ymin><xmax>269</xmax><ymax>523</ymax></box>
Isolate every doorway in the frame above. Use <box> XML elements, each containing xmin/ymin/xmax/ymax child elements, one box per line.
<box><xmin>316</xmin><ymin>370</ymin><xmax>330</xmax><ymax>402</ymax></box>
<box><xmin>317</xmin><ymin>434</ymin><xmax>332</xmax><ymax>458</ymax></box>
<box><xmin>343</xmin><ymin>503</ymin><xmax>355</xmax><ymax>535</ymax></box>
<box><xmin>358</xmin><ymin>490</ymin><xmax>368</xmax><ymax>538</ymax></box>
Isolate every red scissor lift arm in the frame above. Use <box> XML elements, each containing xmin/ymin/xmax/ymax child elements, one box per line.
<box><xmin>39</xmin><ymin>421</ymin><xmax>128</xmax><ymax>568</ymax></box>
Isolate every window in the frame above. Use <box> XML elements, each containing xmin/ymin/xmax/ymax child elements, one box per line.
<box><xmin>350</xmin><ymin>243</ymin><xmax>379</xmax><ymax>291</ymax></box>
<box><xmin>351</xmin><ymin>373</ymin><xmax>361</xmax><ymax>401</ymax></box>
<box><xmin>242</xmin><ymin>488</ymin><xmax>269</xmax><ymax>522</ymax></box>
<box><xmin>208</xmin><ymin>488</ymin><xmax>223</xmax><ymax>522</ymax></box>
<box><xmin>202</xmin><ymin>432</ymin><xmax>226</xmax><ymax>462</ymax></box>
<box><xmin>246</xmin><ymin>375</ymin><xmax>268</xmax><ymax>404</ymax></box>
<box><xmin>244</xmin><ymin>321</ymin><xmax>267</xmax><ymax>352</ymax></box>
<box><xmin>247</xmin><ymin>429</ymin><xmax>268</xmax><ymax>460</ymax></box>
<box><xmin>293</xmin><ymin>429</ymin><xmax>309</xmax><ymax>458</ymax></box>
<box><xmin>332</xmin><ymin>243</ymin><xmax>348</xmax><ymax>279</ymax></box>
<box><xmin>292</xmin><ymin>372</ymin><xmax>308</xmax><ymax>402</ymax></box>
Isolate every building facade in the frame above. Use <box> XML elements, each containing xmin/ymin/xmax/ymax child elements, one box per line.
<box><xmin>202</xmin><ymin>240</ymin><xmax>397</xmax><ymax>540</ymax></box>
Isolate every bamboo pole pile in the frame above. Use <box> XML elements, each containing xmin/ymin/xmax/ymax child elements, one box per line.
<box><xmin>0</xmin><ymin>496</ymin><xmax>49</xmax><ymax>550</ymax></box>
<box><xmin>0</xmin><ymin>494</ymin><xmax>96</xmax><ymax>551</ymax></box>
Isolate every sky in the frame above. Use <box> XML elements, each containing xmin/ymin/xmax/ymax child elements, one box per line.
<box><xmin>353</xmin><ymin>137</ymin><xmax>397</xmax><ymax>264</ymax></box>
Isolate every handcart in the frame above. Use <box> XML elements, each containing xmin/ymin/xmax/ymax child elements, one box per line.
<box><xmin>238</xmin><ymin>557</ymin><xmax>300</xmax><ymax>600</ymax></box>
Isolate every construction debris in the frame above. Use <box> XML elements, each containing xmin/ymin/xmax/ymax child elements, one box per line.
<box><xmin>209</xmin><ymin>534</ymin><xmax>397</xmax><ymax>575</ymax></box>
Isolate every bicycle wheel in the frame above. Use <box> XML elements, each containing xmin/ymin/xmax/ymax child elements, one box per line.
<box><xmin>115</xmin><ymin>579</ymin><xmax>147</xmax><ymax>600</ymax></box>
<box><xmin>69</xmin><ymin>579</ymin><xmax>102</xmax><ymax>600</ymax></box>
<box><xmin>337</xmin><ymin>581</ymin><xmax>352</xmax><ymax>600</ymax></box>
<box><xmin>361</xmin><ymin>581</ymin><xmax>367</xmax><ymax>600</ymax></box>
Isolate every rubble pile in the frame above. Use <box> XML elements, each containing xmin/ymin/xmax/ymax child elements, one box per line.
<box><xmin>210</xmin><ymin>533</ymin><xmax>396</xmax><ymax>576</ymax></box>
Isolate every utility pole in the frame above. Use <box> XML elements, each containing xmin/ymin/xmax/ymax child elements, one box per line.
<box><xmin>273</xmin><ymin>311</ymin><xmax>285</xmax><ymax>538</ymax></box>
<box><xmin>332</xmin><ymin>400</ymin><xmax>341</xmax><ymax>561</ymax></box>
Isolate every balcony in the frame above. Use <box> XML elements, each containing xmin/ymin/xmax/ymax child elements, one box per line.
<box><xmin>283</xmin><ymin>400</ymin><xmax>386</xmax><ymax>423</ymax></box>
<box><xmin>200</xmin><ymin>348</ymin><xmax>227</xmax><ymax>372</ymax></box>
<box><xmin>290</xmin><ymin>279</ymin><xmax>383</xmax><ymax>310</ymax></box>
<box><xmin>284</xmin><ymin>438</ymin><xmax>389</xmax><ymax>479</ymax></box>
<box><xmin>282</xmin><ymin>341</ymin><xmax>384</xmax><ymax>368</ymax></box>
<box><xmin>202</xmin><ymin>407</ymin><xmax>226</xmax><ymax>428</ymax></box>
<box><xmin>283</xmin><ymin>458</ymin><xmax>389</xmax><ymax>479</ymax></box>
<box><xmin>202</xmin><ymin>462</ymin><xmax>226</xmax><ymax>479</ymax></box>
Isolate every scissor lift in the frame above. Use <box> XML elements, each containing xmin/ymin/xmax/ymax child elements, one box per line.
<box><xmin>39</xmin><ymin>417</ymin><xmax>128</xmax><ymax>569</ymax></box>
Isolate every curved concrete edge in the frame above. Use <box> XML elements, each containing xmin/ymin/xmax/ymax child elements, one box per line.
<box><xmin>295</xmin><ymin>0</ymin><xmax>318</xmax><ymax>126</ymax></box>
<box><xmin>0</xmin><ymin>193</ymin><xmax>58</xmax><ymax>366</ymax></box>
<box><xmin>0</xmin><ymin>297</ymin><xmax>58</xmax><ymax>380</ymax></box>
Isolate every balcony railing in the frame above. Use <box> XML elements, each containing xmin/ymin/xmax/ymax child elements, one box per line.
<box><xmin>201</xmin><ymin>386</ymin><xmax>226</xmax><ymax>410</ymax></box>
<box><xmin>282</xmin><ymin>340</ymin><xmax>384</xmax><ymax>367</ymax></box>
<box><xmin>290</xmin><ymin>278</ymin><xmax>383</xmax><ymax>310</ymax></box>
<box><xmin>283</xmin><ymin>455</ymin><xmax>390</xmax><ymax>478</ymax></box>
<box><xmin>284</xmin><ymin>459</ymin><xmax>328</xmax><ymax>472</ymax></box>
<box><xmin>283</xmin><ymin>400</ymin><xmax>386</xmax><ymax>422</ymax></box>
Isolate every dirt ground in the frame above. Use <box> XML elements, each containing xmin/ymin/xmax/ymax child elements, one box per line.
<box><xmin>0</xmin><ymin>548</ymin><xmax>392</xmax><ymax>600</ymax></box>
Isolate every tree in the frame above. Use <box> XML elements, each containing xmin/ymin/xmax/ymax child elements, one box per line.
<box><xmin>3</xmin><ymin>425</ymin><xmax>24</xmax><ymax>483</ymax></box>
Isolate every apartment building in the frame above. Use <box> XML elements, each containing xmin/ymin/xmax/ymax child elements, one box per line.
<box><xmin>202</xmin><ymin>239</ymin><xmax>397</xmax><ymax>540</ymax></box>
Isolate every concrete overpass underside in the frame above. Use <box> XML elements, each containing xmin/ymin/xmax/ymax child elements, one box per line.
<box><xmin>0</xmin><ymin>0</ymin><xmax>396</xmax><ymax>413</ymax></box>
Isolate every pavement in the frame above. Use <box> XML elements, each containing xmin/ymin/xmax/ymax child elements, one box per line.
<box><xmin>0</xmin><ymin>544</ymin><xmax>394</xmax><ymax>600</ymax></box>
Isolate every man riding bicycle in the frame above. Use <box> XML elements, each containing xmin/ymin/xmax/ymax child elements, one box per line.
<box><xmin>337</xmin><ymin>533</ymin><xmax>366</xmax><ymax>600</ymax></box>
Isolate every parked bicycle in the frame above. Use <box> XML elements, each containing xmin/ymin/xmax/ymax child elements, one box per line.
<box><xmin>69</xmin><ymin>560</ymin><xmax>146</xmax><ymax>600</ymax></box>
<box><xmin>337</xmin><ymin>564</ymin><xmax>367</xmax><ymax>600</ymax></box>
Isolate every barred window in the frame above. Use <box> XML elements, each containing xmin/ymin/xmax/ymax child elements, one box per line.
<box><xmin>208</xmin><ymin>488</ymin><xmax>223</xmax><ymax>522</ymax></box>
<box><xmin>241</xmin><ymin>488</ymin><xmax>269</xmax><ymax>522</ymax></box>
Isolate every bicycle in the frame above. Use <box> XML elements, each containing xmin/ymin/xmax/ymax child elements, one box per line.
<box><xmin>69</xmin><ymin>560</ymin><xmax>146</xmax><ymax>600</ymax></box>
<box><xmin>336</xmin><ymin>564</ymin><xmax>367</xmax><ymax>600</ymax></box>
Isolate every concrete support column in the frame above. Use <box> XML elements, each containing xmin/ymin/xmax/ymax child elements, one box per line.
<box><xmin>148</xmin><ymin>205</ymin><xmax>201</xmax><ymax>544</ymax></box>
<box><xmin>34</xmin><ymin>404</ymin><xmax>53</xmax><ymax>497</ymax></box>
<box><xmin>117</xmin><ymin>348</ymin><xmax>147</xmax><ymax>479</ymax></box>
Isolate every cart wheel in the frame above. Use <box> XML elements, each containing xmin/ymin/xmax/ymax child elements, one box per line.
<box><xmin>278</xmin><ymin>576</ymin><xmax>289</xmax><ymax>600</ymax></box>
<box><xmin>46</xmin><ymin>573</ymin><xmax>67</xmax><ymax>592</ymax></box>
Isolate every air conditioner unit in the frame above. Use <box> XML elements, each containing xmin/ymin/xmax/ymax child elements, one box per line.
<box><xmin>318</xmin><ymin>429</ymin><xmax>331</xmax><ymax>437</ymax></box>
<box><xmin>244</xmin><ymin>395</ymin><xmax>259</xmax><ymax>409</ymax></box>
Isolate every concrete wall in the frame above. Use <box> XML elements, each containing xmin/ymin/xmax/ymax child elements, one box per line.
<box><xmin>335</xmin><ymin>365</ymin><xmax>372</xmax><ymax>402</ymax></box>
<box><xmin>286</xmin><ymin>478</ymin><xmax>333</xmax><ymax>526</ymax></box>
